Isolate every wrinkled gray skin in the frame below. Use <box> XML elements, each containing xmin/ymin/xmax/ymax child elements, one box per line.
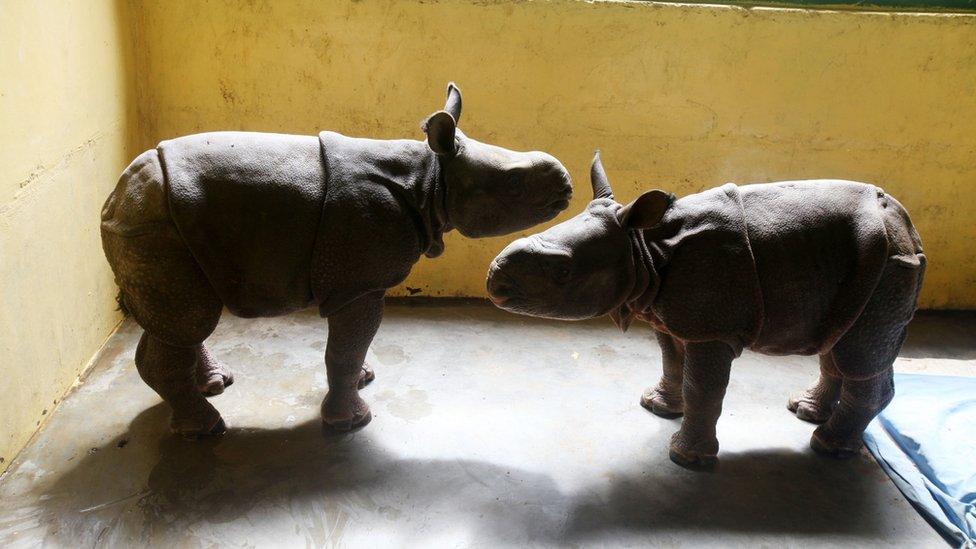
<box><xmin>101</xmin><ymin>83</ymin><xmax>572</xmax><ymax>436</ymax></box>
<box><xmin>488</xmin><ymin>152</ymin><xmax>924</xmax><ymax>467</ymax></box>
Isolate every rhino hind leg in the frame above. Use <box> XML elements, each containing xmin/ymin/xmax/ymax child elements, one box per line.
<box><xmin>103</xmin><ymin>223</ymin><xmax>224</xmax><ymax>436</ymax></box>
<box><xmin>358</xmin><ymin>363</ymin><xmax>376</xmax><ymax>389</ymax></box>
<box><xmin>641</xmin><ymin>330</ymin><xmax>685</xmax><ymax>418</ymax></box>
<box><xmin>136</xmin><ymin>333</ymin><xmax>226</xmax><ymax>437</ymax></box>
<box><xmin>196</xmin><ymin>344</ymin><xmax>234</xmax><ymax>396</ymax></box>
<box><xmin>809</xmin><ymin>258</ymin><xmax>921</xmax><ymax>457</ymax></box>
<box><xmin>811</xmin><ymin>369</ymin><xmax>894</xmax><ymax>458</ymax></box>
<box><xmin>788</xmin><ymin>353</ymin><xmax>842</xmax><ymax>423</ymax></box>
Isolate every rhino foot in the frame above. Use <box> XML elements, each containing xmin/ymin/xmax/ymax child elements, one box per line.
<box><xmin>196</xmin><ymin>347</ymin><xmax>234</xmax><ymax>397</ymax></box>
<box><xmin>810</xmin><ymin>427</ymin><xmax>861</xmax><ymax>459</ymax></box>
<box><xmin>323</xmin><ymin>410</ymin><xmax>373</xmax><ymax>433</ymax></box>
<box><xmin>668</xmin><ymin>431</ymin><xmax>718</xmax><ymax>469</ymax></box>
<box><xmin>641</xmin><ymin>386</ymin><xmax>684</xmax><ymax>418</ymax></box>
<box><xmin>170</xmin><ymin>406</ymin><xmax>227</xmax><ymax>440</ymax></box>
<box><xmin>787</xmin><ymin>394</ymin><xmax>834</xmax><ymax>424</ymax></box>
<box><xmin>197</xmin><ymin>370</ymin><xmax>234</xmax><ymax>397</ymax></box>
<box><xmin>357</xmin><ymin>363</ymin><xmax>376</xmax><ymax>390</ymax></box>
<box><xmin>668</xmin><ymin>448</ymin><xmax>718</xmax><ymax>469</ymax></box>
<box><xmin>321</xmin><ymin>391</ymin><xmax>372</xmax><ymax>432</ymax></box>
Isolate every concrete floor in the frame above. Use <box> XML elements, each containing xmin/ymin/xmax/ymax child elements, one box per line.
<box><xmin>1</xmin><ymin>303</ymin><xmax>973</xmax><ymax>548</ymax></box>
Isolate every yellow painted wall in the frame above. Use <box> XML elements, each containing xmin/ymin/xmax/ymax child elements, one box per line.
<box><xmin>0</xmin><ymin>0</ymin><xmax>135</xmax><ymax>472</ymax></box>
<box><xmin>131</xmin><ymin>0</ymin><xmax>976</xmax><ymax>308</ymax></box>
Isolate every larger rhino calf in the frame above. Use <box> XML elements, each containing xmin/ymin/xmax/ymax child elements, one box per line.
<box><xmin>101</xmin><ymin>84</ymin><xmax>572</xmax><ymax>436</ymax></box>
<box><xmin>487</xmin><ymin>152</ymin><xmax>924</xmax><ymax>466</ymax></box>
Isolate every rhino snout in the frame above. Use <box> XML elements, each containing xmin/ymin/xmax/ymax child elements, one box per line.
<box><xmin>486</xmin><ymin>257</ymin><xmax>521</xmax><ymax>306</ymax></box>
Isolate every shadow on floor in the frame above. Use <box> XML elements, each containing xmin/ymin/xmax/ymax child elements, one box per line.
<box><xmin>31</xmin><ymin>404</ymin><xmax>567</xmax><ymax>546</ymax></box>
<box><xmin>565</xmin><ymin>442</ymin><xmax>894</xmax><ymax>539</ymax></box>
<box><xmin>29</xmin><ymin>403</ymin><xmax>906</xmax><ymax>545</ymax></box>
<box><xmin>901</xmin><ymin>310</ymin><xmax>976</xmax><ymax>360</ymax></box>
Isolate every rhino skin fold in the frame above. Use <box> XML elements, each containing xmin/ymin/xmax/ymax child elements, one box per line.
<box><xmin>100</xmin><ymin>83</ymin><xmax>572</xmax><ymax>436</ymax></box>
<box><xmin>487</xmin><ymin>151</ymin><xmax>924</xmax><ymax>467</ymax></box>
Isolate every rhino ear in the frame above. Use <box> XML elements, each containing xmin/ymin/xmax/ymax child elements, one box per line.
<box><xmin>443</xmin><ymin>82</ymin><xmax>462</xmax><ymax>123</ymax></box>
<box><xmin>422</xmin><ymin>110</ymin><xmax>457</xmax><ymax>156</ymax></box>
<box><xmin>590</xmin><ymin>150</ymin><xmax>614</xmax><ymax>200</ymax></box>
<box><xmin>617</xmin><ymin>190</ymin><xmax>673</xmax><ymax>230</ymax></box>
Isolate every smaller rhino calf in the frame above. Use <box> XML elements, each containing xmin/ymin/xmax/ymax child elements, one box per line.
<box><xmin>487</xmin><ymin>152</ymin><xmax>925</xmax><ymax>466</ymax></box>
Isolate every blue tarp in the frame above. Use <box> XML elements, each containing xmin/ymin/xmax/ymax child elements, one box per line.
<box><xmin>864</xmin><ymin>373</ymin><xmax>976</xmax><ymax>548</ymax></box>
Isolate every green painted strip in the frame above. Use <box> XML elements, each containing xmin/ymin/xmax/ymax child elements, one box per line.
<box><xmin>665</xmin><ymin>0</ymin><xmax>976</xmax><ymax>11</ymax></box>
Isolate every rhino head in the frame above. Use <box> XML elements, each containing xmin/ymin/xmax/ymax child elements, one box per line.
<box><xmin>422</xmin><ymin>83</ymin><xmax>573</xmax><ymax>238</ymax></box>
<box><xmin>486</xmin><ymin>151</ymin><xmax>673</xmax><ymax>326</ymax></box>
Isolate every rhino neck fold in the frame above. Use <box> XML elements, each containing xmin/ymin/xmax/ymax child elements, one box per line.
<box><xmin>405</xmin><ymin>146</ymin><xmax>451</xmax><ymax>258</ymax></box>
<box><xmin>318</xmin><ymin>132</ymin><xmax>451</xmax><ymax>259</ymax></box>
<box><xmin>626</xmin><ymin>230</ymin><xmax>661</xmax><ymax>317</ymax></box>
<box><xmin>370</xmin><ymin>141</ymin><xmax>449</xmax><ymax>259</ymax></box>
<box><xmin>608</xmin><ymin>230</ymin><xmax>661</xmax><ymax>331</ymax></box>
<box><xmin>426</xmin><ymin>155</ymin><xmax>452</xmax><ymax>258</ymax></box>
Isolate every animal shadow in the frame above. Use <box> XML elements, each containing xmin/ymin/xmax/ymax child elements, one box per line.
<box><xmin>564</xmin><ymin>444</ymin><xmax>913</xmax><ymax>541</ymax></box>
<box><xmin>20</xmin><ymin>404</ymin><xmax>927</xmax><ymax>546</ymax></box>
<box><xmin>21</xmin><ymin>404</ymin><xmax>565</xmax><ymax>546</ymax></box>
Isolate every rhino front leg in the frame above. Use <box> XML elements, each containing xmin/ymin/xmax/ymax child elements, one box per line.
<box><xmin>669</xmin><ymin>341</ymin><xmax>736</xmax><ymax>467</ymax></box>
<box><xmin>788</xmin><ymin>353</ymin><xmax>841</xmax><ymax>423</ymax></box>
<box><xmin>641</xmin><ymin>330</ymin><xmax>685</xmax><ymax>418</ymax></box>
<box><xmin>321</xmin><ymin>292</ymin><xmax>384</xmax><ymax>431</ymax></box>
<box><xmin>196</xmin><ymin>344</ymin><xmax>235</xmax><ymax>396</ymax></box>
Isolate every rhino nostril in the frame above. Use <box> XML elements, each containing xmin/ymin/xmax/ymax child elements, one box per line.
<box><xmin>491</xmin><ymin>282</ymin><xmax>514</xmax><ymax>298</ymax></box>
<box><xmin>489</xmin><ymin>280</ymin><xmax>516</xmax><ymax>299</ymax></box>
<box><xmin>487</xmin><ymin>269</ymin><xmax>519</xmax><ymax>299</ymax></box>
<box><xmin>547</xmin><ymin>198</ymin><xmax>570</xmax><ymax>211</ymax></box>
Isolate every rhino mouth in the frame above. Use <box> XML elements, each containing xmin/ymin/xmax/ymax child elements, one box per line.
<box><xmin>543</xmin><ymin>173</ymin><xmax>573</xmax><ymax>213</ymax></box>
<box><xmin>526</xmin><ymin>185</ymin><xmax>572</xmax><ymax>226</ymax></box>
<box><xmin>542</xmin><ymin>197</ymin><xmax>571</xmax><ymax>217</ymax></box>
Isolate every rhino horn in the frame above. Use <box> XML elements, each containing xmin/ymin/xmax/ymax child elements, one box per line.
<box><xmin>590</xmin><ymin>150</ymin><xmax>614</xmax><ymax>200</ymax></box>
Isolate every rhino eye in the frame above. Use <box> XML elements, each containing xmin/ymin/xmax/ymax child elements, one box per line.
<box><xmin>504</xmin><ymin>174</ymin><xmax>523</xmax><ymax>196</ymax></box>
<box><xmin>549</xmin><ymin>264</ymin><xmax>571</xmax><ymax>284</ymax></box>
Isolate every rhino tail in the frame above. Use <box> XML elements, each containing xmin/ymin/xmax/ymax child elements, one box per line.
<box><xmin>116</xmin><ymin>289</ymin><xmax>130</xmax><ymax>316</ymax></box>
<box><xmin>877</xmin><ymin>190</ymin><xmax>925</xmax><ymax>269</ymax></box>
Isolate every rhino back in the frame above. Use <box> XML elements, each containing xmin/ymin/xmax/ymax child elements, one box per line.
<box><xmin>740</xmin><ymin>180</ymin><xmax>891</xmax><ymax>355</ymax></box>
<box><xmin>159</xmin><ymin>132</ymin><xmax>325</xmax><ymax>317</ymax></box>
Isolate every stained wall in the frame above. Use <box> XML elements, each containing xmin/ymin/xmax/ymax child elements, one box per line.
<box><xmin>0</xmin><ymin>0</ymin><xmax>136</xmax><ymax>472</ymax></box>
<box><xmin>131</xmin><ymin>0</ymin><xmax>976</xmax><ymax>308</ymax></box>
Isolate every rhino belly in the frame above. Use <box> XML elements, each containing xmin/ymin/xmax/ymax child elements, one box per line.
<box><xmin>159</xmin><ymin>132</ymin><xmax>327</xmax><ymax>317</ymax></box>
<box><xmin>741</xmin><ymin>180</ymin><xmax>889</xmax><ymax>355</ymax></box>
